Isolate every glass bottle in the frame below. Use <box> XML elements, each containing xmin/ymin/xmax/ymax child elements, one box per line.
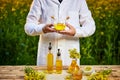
<box><xmin>47</xmin><ymin>42</ymin><xmax>54</xmax><ymax>73</ymax></box>
<box><xmin>68</xmin><ymin>58</ymin><xmax>77</xmax><ymax>73</ymax></box>
<box><xmin>56</xmin><ymin>49</ymin><xmax>62</xmax><ymax>74</ymax></box>
<box><xmin>72</xmin><ymin>66</ymin><xmax>82</xmax><ymax>80</ymax></box>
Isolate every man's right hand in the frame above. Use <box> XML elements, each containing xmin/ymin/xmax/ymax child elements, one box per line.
<box><xmin>42</xmin><ymin>24</ymin><xmax>56</xmax><ymax>33</ymax></box>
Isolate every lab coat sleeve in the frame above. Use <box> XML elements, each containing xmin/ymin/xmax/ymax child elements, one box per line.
<box><xmin>74</xmin><ymin>0</ymin><xmax>96</xmax><ymax>37</ymax></box>
<box><xmin>24</xmin><ymin>0</ymin><xmax>45</xmax><ymax>36</ymax></box>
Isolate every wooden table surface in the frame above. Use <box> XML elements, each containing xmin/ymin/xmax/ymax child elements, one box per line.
<box><xmin>0</xmin><ymin>65</ymin><xmax>120</xmax><ymax>80</ymax></box>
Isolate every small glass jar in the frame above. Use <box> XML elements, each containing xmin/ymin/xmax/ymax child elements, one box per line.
<box><xmin>54</xmin><ymin>21</ymin><xmax>65</xmax><ymax>31</ymax></box>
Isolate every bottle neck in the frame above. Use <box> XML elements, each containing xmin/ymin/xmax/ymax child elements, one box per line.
<box><xmin>57</xmin><ymin>55</ymin><xmax>61</xmax><ymax>60</ymax></box>
<box><xmin>48</xmin><ymin>50</ymin><xmax>52</xmax><ymax>53</ymax></box>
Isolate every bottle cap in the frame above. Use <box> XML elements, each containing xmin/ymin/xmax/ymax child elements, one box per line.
<box><xmin>57</xmin><ymin>49</ymin><xmax>61</xmax><ymax>56</ymax></box>
<box><xmin>48</xmin><ymin>42</ymin><xmax>52</xmax><ymax>50</ymax></box>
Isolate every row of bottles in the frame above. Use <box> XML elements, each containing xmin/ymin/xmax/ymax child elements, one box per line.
<box><xmin>46</xmin><ymin>42</ymin><xmax>83</xmax><ymax>80</ymax></box>
<box><xmin>47</xmin><ymin>42</ymin><xmax>62</xmax><ymax>74</ymax></box>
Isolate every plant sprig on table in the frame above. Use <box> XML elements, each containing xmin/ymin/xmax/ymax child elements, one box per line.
<box><xmin>88</xmin><ymin>69</ymin><xmax>112</xmax><ymax>80</ymax></box>
<box><xmin>68</xmin><ymin>48</ymin><xmax>81</xmax><ymax>59</ymax></box>
<box><xmin>24</xmin><ymin>67</ymin><xmax>46</xmax><ymax>80</ymax></box>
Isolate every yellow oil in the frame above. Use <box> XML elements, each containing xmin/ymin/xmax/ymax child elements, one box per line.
<box><xmin>72</xmin><ymin>71</ymin><xmax>82</xmax><ymax>80</ymax></box>
<box><xmin>68</xmin><ymin>59</ymin><xmax>77</xmax><ymax>73</ymax></box>
<box><xmin>54</xmin><ymin>23</ymin><xmax>65</xmax><ymax>31</ymax></box>
<box><xmin>71</xmin><ymin>59</ymin><xmax>77</xmax><ymax>66</ymax></box>
<box><xmin>72</xmin><ymin>65</ymin><xmax>82</xmax><ymax>80</ymax></box>
<box><xmin>56</xmin><ymin>59</ymin><xmax>62</xmax><ymax>74</ymax></box>
<box><xmin>47</xmin><ymin>52</ymin><xmax>53</xmax><ymax>74</ymax></box>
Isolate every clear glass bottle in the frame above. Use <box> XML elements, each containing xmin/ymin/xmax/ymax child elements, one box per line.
<box><xmin>68</xmin><ymin>58</ymin><xmax>77</xmax><ymax>73</ymax></box>
<box><xmin>72</xmin><ymin>66</ymin><xmax>82</xmax><ymax>80</ymax></box>
<box><xmin>56</xmin><ymin>49</ymin><xmax>62</xmax><ymax>74</ymax></box>
<box><xmin>47</xmin><ymin>42</ymin><xmax>54</xmax><ymax>73</ymax></box>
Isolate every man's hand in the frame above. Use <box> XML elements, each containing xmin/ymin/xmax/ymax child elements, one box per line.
<box><xmin>42</xmin><ymin>24</ymin><xmax>56</xmax><ymax>33</ymax></box>
<box><xmin>58</xmin><ymin>23</ymin><xmax>76</xmax><ymax>36</ymax></box>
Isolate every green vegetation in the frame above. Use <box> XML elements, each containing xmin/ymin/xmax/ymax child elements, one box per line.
<box><xmin>0</xmin><ymin>0</ymin><xmax>120</xmax><ymax>65</ymax></box>
<box><xmin>80</xmin><ymin>0</ymin><xmax>120</xmax><ymax>65</ymax></box>
<box><xmin>0</xmin><ymin>0</ymin><xmax>38</xmax><ymax>65</ymax></box>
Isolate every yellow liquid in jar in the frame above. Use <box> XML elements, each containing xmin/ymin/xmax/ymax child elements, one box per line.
<box><xmin>56</xmin><ymin>60</ymin><xmax>62</xmax><ymax>74</ymax></box>
<box><xmin>68</xmin><ymin>59</ymin><xmax>77</xmax><ymax>73</ymax></box>
<box><xmin>54</xmin><ymin>23</ymin><xmax>65</xmax><ymax>31</ymax></box>
<box><xmin>72</xmin><ymin>72</ymin><xmax>82</xmax><ymax>80</ymax></box>
<box><xmin>47</xmin><ymin>53</ymin><xmax>53</xmax><ymax>73</ymax></box>
<box><xmin>72</xmin><ymin>65</ymin><xmax>82</xmax><ymax>80</ymax></box>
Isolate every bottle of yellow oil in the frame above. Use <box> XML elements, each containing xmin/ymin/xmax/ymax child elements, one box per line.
<box><xmin>56</xmin><ymin>49</ymin><xmax>62</xmax><ymax>74</ymax></box>
<box><xmin>47</xmin><ymin>42</ymin><xmax>54</xmax><ymax>73</ymax></box>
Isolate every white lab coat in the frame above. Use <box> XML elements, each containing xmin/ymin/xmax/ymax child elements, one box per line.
<box><xmin>24</xmin><ymin>0</ymin><xmax>95</xmax><ymax>66</ymax></box>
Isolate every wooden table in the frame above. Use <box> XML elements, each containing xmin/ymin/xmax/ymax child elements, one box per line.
<box><xmin>0</xmin><ymin>65</ymin><xmax>120</xmax><ymax>80</ymax></box>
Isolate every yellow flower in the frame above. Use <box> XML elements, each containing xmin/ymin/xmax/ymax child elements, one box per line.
<box><xmin>12</xmin><ymin>7</ymin><xmax>16</xmax><ymax>11</ymax></box>
<box><xmin>100</xmin><ymin>32</ymin><xmax>104</xmax><ymax>35</ymax></box>
<box><xmin>68</xmin><ymin>48</ymin><xmax>81</xmax><ymax>59</ymax></box>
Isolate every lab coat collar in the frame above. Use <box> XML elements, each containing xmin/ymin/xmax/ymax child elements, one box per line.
<box><xmin>51</xmin><ymin>0</ymin><xmax>67</xmax><ymax>5</ymax></box>
<box><xmin>51</xmin><ymin>0</ymin><xmax>60</xmax><ymax>4</ymax></box>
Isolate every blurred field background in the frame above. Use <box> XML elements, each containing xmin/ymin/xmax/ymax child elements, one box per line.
<box><xmin>0</xmin><ymin>0</ymin><xmax>120</xmax><ymax>65</ymax></box>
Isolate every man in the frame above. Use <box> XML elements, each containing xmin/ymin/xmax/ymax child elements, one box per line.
<box><xmin>24</xmin><ymin>0</ymin><xmax>96</xmax><ymax>66</ymax></box>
